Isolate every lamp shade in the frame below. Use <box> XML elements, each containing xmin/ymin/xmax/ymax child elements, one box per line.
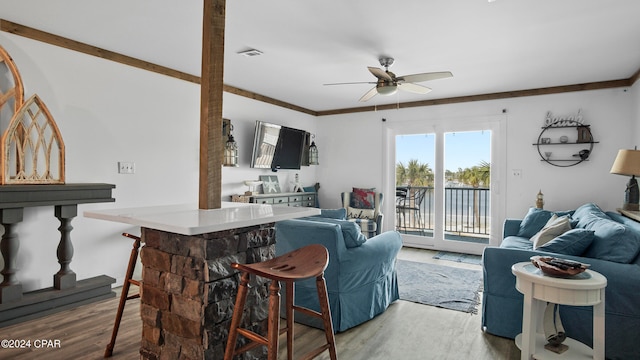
<box><xmin>610</xmin><ymin>149</ymin><xmax>640</xmax><ymax>176</ymax></box>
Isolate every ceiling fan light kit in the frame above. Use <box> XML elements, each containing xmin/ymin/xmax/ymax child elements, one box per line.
<box><xmin>325</xmin><ymin>56</ymin><xmax>453</xmax><ymax>102</ymax></box>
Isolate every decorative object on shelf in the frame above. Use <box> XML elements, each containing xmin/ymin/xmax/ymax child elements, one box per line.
<box><xmin>544</xmin><ymin>109</ymin><xmax>583</xmax><ymax>126</ymax></box>
<box><xmin>535</xmin><ymin>190</ymin><xmax>544</xmax><ymax>209</ymax></box>
<box><xmin>291</xmin><ymin>173</ymin><xmax>302</xmax><ymax>193</ymax></box>
<box><xmin>534</xmin><ymin>115</ymin><xmax>597</xmax><ymax>167</ymax></box>
<box><xmin>0</xmin><ymin>45</ymin><xmax>65</xmax><ymax>184</ymax></box>
<box><xmin>243</xmin><ymin>180</ymin><xmax>263</xmax><ymax>196</ymax></box>
<box><xmin>576</xmin><ymin>149</ymin><xmax>590</xmax><ymax>160</ymax></box>
<box><xmin>610</xmin><ymin>148</ymin><xmax>640</xmax><ymax>211</ymax></box>
<box><xmin>308</xmin><ymin>134</ymin><xmax>319</xmax><ymax>165</ymax></box>
<box><xmin>223</xmin><ymin>120</ymin><xmax>238</xmax><ymax>167</ymax></box>
<box><xmin>576</xmin><ymin>125</ymin><xmax>592</xmax><ymax>143</ymax></box>
<box><xmin>230</xmin><ymin>194</ymin><xmax>250</xmax><ymax>203</ymax></box>
<box><xmin>259</xmin><ymin>175</ymin><xmax>281</xmax><ymax>193</ymax></box>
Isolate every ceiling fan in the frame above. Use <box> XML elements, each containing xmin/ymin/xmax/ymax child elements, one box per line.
<box><xmin>325</xmin><ymin>57</ymin><xmax>453</xmax><ymax>102</ymax></box>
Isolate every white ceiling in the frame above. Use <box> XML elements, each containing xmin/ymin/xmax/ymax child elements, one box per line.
<box><xmin>3</xmin><ymin>0</ymin><xmax>640</xmax><ymax>112</ymax></box>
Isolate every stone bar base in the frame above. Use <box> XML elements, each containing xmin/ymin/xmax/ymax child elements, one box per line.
<box><xmin>139</xmin><ymin>222</ymin><xmax>276</xmax><ymax>360</ymax></box>
<box><xmin>0</xmin><ymin>275</ymin><xmax>115</xmax><ymax>327</ymax></box>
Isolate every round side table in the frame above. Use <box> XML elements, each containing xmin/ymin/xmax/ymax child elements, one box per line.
<box><xmin>511</xmin><ymin>262</ymin><xmax>607</xmax><ymax>360</ymax></box>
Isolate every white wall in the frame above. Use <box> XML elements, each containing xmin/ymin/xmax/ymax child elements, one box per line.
<box><xmin>631</xmin><ymin>79</ymin><xmax>640</xmax><ymax>141</ymax></box>
<box><xmin>317</xmin><ymin>87</ymin><xmax>635</xmax><ymax>227</ymax></box>
<box><xmin>0</xmin><ymin>33</ymin><xmax>316</xmax><ymax>291</ymax></box>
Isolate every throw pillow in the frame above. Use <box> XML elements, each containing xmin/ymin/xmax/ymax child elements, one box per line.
<box><xmin>350</xmin><ymin>187</ymin><xmax>376</xmax><ymax>209</ymax></box>
<box><xmin>347</xmin><ymin>206</ymin><xmax>376</xmax><ymax>220</ymax></box>
<box><xmin>531</xmin><ymin>215</ymin><xmax>571</xmax><ymax>249</ymax></box>
<box><xmin>581</xmin><ymin>215</ymin><xmax>640</xmax><ymax>263</ymax></box>
<box><xmin>339</xmin><ymin>220</ymin><xmax>367</xmax><ymax>248</ymax></box>
<box><xmin>319</xmin><ymin>208</ymin><xmax>346</xmax><ymax>220</ymax></box>
<box><xmin>572</xmin><ymin>203</ymin><xmax>610</xmax><ymax>228</ymax></box>
<box><xmin>538</xmin><ymin>228</ymin><xmax>595</xmax><ymax>256</ymax></box>
<box><xmin>517</xmin><ymin>208</ymin><xmax>554</xmax><ymax>238</ymax></box>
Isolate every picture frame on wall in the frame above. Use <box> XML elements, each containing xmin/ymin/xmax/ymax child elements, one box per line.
<box><xmin>259</xmin><ymin>175</ymin><xmax>281</xmax><ymax>193</ymax></box>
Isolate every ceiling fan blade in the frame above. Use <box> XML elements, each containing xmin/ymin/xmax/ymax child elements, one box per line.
<box><xmin>397</xmin><ymin>71</ymin><xmax>453</xmax><ymax>83</ymax></box>
<box><xmin>359</xmin><ymin>87</ymin><xmax>378</xmax><ymax>102</ymax></box>
<box><xmin>368</xmin><ymin>67</ymin><xmax>393</xmax><ymax>81</ymax></box>
<box><xmin>398</xmin><ymin>83</ymin><xmax>432</xmax><ymax>94</ymax></box>
<box><xmin>323</xmin><ymin>81</ymin><xmax>376</xmax><ymax>86</ymax></box>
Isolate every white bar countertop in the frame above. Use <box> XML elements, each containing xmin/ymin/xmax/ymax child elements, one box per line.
<box><xmin>84</xmin><ymin>202</ymin><xmax>320</xmax><ymax>235</ymax></box>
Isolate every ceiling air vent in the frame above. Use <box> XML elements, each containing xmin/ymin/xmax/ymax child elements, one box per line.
<box><xmin>237</xmin><ymin>49</ymin><xmax>263</xmax><ymax>57</ymax></box>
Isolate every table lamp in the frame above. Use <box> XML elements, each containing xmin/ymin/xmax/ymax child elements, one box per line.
<box><xmin>610</xmin><ymin>149</ymin><xmax>640</xmax><ymax>211</ymax></box>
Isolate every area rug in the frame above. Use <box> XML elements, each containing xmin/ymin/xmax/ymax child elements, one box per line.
<box><xmin>433</xmin><ymin>251</ymin><xmax>482</xmax><ymax>265</ymax></box>
<box><xmin>396</xmin><ymin>259</ymin><xmax>483</xmax><ymax>313</ymax></box>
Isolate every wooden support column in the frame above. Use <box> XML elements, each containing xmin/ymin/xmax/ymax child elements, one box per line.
<box><xmin>199</xmin><ymin>0</ymin><xmax>226</xmax><ymax>210</ymax></box>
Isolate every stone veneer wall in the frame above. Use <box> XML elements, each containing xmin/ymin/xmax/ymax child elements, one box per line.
<box><xmin>139</xmin><ymin>223</ymin><xmax>276</xmax><ymax>360</ymax></box>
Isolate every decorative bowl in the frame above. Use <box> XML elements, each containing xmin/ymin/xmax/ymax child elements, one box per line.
<box><xmin>530</xmin><ymin>256</ymin><xmax>589</xmax><ymax>277</ymax></box>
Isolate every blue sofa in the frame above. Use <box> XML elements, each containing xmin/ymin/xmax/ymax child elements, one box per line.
<box><xmin>275</xmin><ymin>211</ymin><xmax>403</xmax><ymax>332</ymax></box>
<box><xmin>482</xmin><ymin>203</ymin><xmax>640</xmax><ymax>360</ymax></box>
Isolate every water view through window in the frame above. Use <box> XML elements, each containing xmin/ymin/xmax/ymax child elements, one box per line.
<box><xmin>396</xmin><ymin>131</ymin><xmax>491</xmax><ymax>244</ymax></box>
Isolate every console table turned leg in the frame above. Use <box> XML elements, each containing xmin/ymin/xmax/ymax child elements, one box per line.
<box><xmin>0</xmin><ymin>208</ymin><xmax>24</xmax><ymax>303</ymax></box>
<box><xmin>54</xmin><ymin>205</ymin><xmax>77</xmax><ymax>290</ymax></box>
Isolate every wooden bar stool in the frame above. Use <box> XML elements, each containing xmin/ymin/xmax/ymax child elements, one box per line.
<box><xmin>224</xmin><ymin>244</ymin><xmax>337</xmax><ymax>360</ymax></box>
<box><xmin>104</xmin><ymin>233</ymin><xmax>142</xmax><ymax>358</ymax></box>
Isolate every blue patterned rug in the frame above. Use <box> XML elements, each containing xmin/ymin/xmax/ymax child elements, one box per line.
<box><xmin>396</xmin><ymin>260</ymin><xmax>483</xmax><ymax>313</ymax></box>
<box><xmin>433</xmin><ymin>251</ymin><xmax>482</xmax><ymax>265</ymax></box>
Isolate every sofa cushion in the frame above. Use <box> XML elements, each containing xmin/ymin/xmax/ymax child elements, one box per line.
<box><xmin>581</xmin><ymin>214</ymin><xmax>640</xmax><ymax>263</ymax></box>
<box><xmin>500</xmin><ymin>236</ymin><xmax>533</xmax><ymax>250</ymax></box>
<box><xmin>538</xmin><ymin>228</ymin><xmax>594</xmax><ymax>256</ymax></box>
<box><xmin>319</xmin><ymin>208</ymin><xmax>346</xmax><ymax>219</ymax></box>
<box><xmin>517</xmin><ymin>208</ymin><xmax>554</xmax><ymax>238</ymax></box>
<box><xmin>572</xmin><ymin>203</ymin><xmax>610</xmax><ymax>228</ymax></box>
<box><xmin>298</xmin><ymin>216</ymin><xmax>367</xmax><ymax>248</ymax></box>
<box><xmin>517</xmin><ymin>207</ymin><xmax>575</xmax><ymax>238</ymax></box>
<box><xmin>531</xmin><ymin>215</ymin><xmax>571</xmax><ymax>249</ymax></box>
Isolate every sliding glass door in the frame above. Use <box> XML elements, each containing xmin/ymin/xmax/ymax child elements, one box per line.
<box><xmin>382</xmin><ymin>116</ymin><xmax>505</xmax><ymax>255</ymax></box>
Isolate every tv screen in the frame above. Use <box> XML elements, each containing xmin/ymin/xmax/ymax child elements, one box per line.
<box><xmin>250</xmin><ymin>121</ymin><xmax>307</xmax><ymax>171</ymax></box>
<box><xmin>271</xmin><ymin>126</ymin><xmax>306</xmax><ymax>170</ymax></box>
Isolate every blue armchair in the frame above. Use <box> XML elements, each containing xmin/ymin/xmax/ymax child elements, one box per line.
<box><xmin>275</xmin><ymin>217</ymin><xmax>402</xmax><ymax>332</ymax></box>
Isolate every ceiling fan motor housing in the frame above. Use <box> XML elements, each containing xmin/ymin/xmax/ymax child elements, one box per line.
<box><xmin>379</xmin><ymin>57</ymin><xmax>395</xmax><ymax>68</ymax></box>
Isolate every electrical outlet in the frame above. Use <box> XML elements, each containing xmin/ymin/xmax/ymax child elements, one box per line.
<box><xmin>512</xmin><ymin>169</ymin><xmax>522</xmax><ymax>178</ymax></box>
<box><xmin>118</xmin><ymin>161</ymin><xmax>135</xmax><ymax>174</ymax></box>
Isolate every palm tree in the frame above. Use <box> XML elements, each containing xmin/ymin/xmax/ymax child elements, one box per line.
<box><xmin>458</xmin><ymin>161</ymin><xmax>491</xmax><ymax>229</ymax></box>
<box><xmin>396</xmin><ymin>162</ymin><xmax>408</xmax><ymax>186</ymax></box>
<box><xmin>396</xmin><ymin>159</ymin><xmax>433</xmax><ymax>186</ymax></box>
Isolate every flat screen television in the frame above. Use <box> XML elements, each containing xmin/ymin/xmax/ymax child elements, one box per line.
<box><xmin>250</xmin><ymin>121</ymin><xmax>307</xmax><ymax>171</ymax></box>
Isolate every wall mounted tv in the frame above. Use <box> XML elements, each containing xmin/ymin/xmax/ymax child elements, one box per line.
<box><xmin>250</xmin><ymin>121</ymin><xmax>307</xmax><ymax>171</ymax></box>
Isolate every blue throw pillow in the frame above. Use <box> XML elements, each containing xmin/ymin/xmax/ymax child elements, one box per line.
<box><xmin>297</xmin><ymin>217</ymin><xmax>366</xmax><ymax>248</ymax></box>
<box><xmin>581</xmin><ymin>215</ymin><xmax>640</xmax><ymax>263</ymax></box>
<box><xmin>319</xmin><ymin>208</ymin><xmax>346</xmax><ymax>220</ymax></box>
<box><xmin>339</xmin><ymin>221</ymin><xmax>367</xmax><ymax>248</ymax></box>
<box><xmin>538</xmin><ymin>228</ymin><xmax>594</xmax><ymax>256</ymax></box>
<box><xmin>572</xmin><ymin>203</ymin><xmax>609</xmax><ymax>228</ymax></box>
<box><xmin>517</xmin><ymin>208</ymin><xmax>554</xmax><ymax>238</ymax></box>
